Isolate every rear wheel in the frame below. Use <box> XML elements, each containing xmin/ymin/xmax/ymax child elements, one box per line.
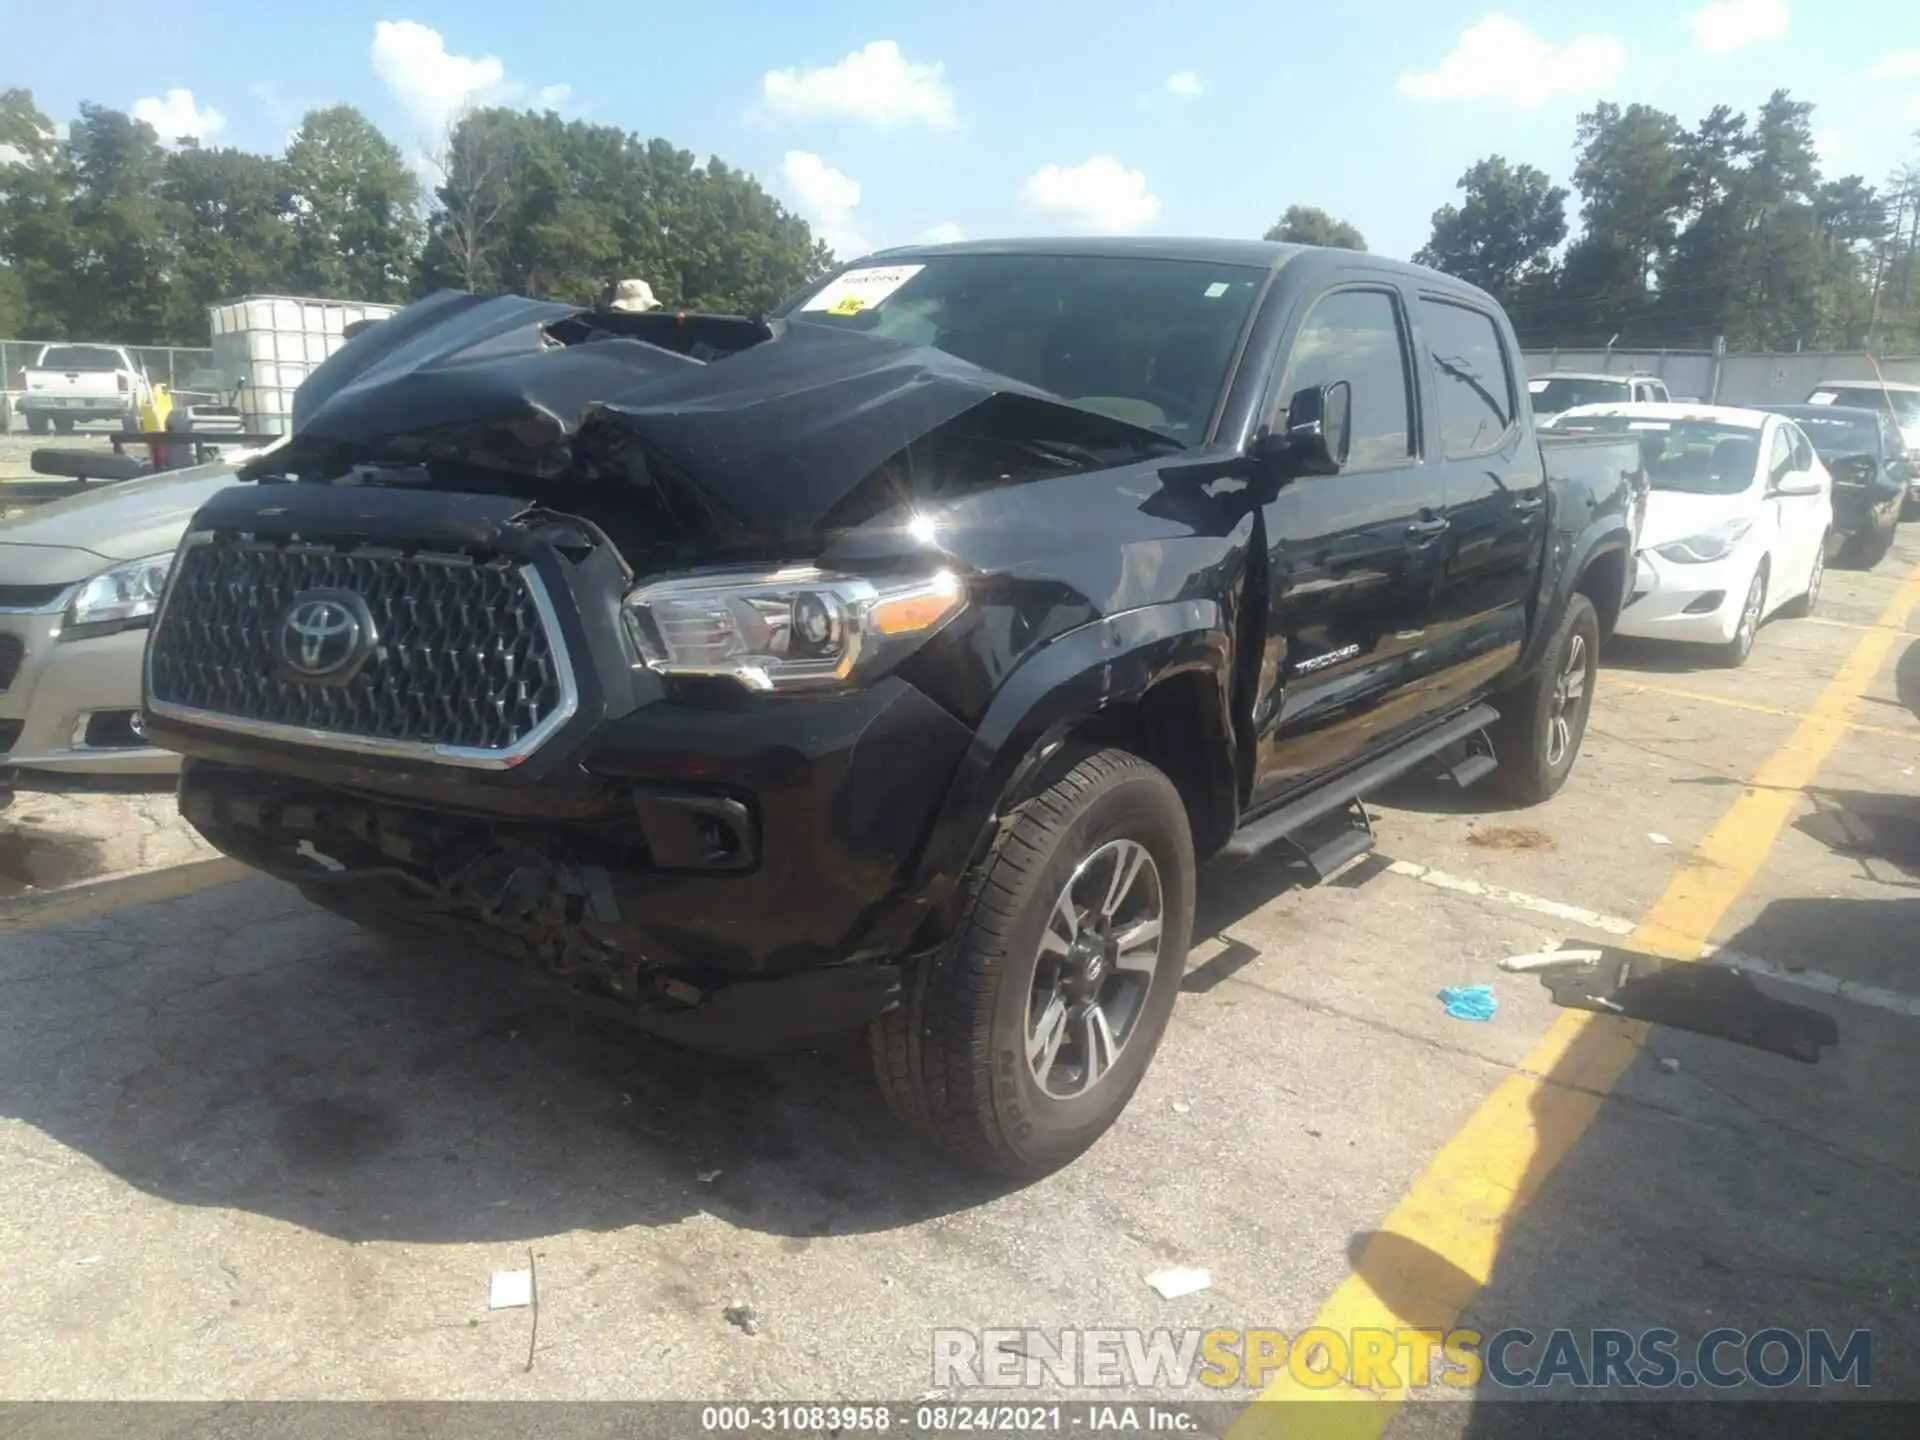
<box><xmin>25</xmin><ymin>412</ymin><xmax>50</xmax><ymax>436</ymax></box>
<box><xmin>1716</xmin><ymin>566</ymin><xmax>1767</xmax><ymax>667</ymax></box>
<box><xmin>871</xmin><ymin>748</ymin><xmax>1195</xmax><ymax>1177</ymax></box>
<box><xmin>51</xmin><ymin>414</ymin><xmax>75</xmax><ymax>435</ymax></box>
<box><xmin>1491</xmin><ymin>592</ymin><xmax>1599</xmax><ymax>805</ymax></box>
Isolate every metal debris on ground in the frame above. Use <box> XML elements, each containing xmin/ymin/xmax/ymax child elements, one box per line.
<box><xmin>1146</xmin><ymin>1267</ymin><xmax>1212</xmax><ymax>1300</ymax></box>
<box><xmin>488</xmin><ymin>1269</ymin><xmax>533</xmax><ymax>1310</ymax></box>
<box><xmin>1659</xmin><ymin>1056</ymin><xmax>1683</xmax><ymax>1074</ymax></box>
<box><xmin>1171</xmin><ymin>1101</ymin><xmax>1192</xmax><ymax>1115</ymax></box>
<box><xmin>1648</xmin><ymin>832</ymin><xmax>1673</xmax><ymax>846</ymax></box>
<box><xmin>1438</xmin><ymin>984</ymin><xmax>1498</xmax><ymax>1021</ymax></box>
<box><xmin>1500</xmin><ymin>948</ymin><xmax>1604</xmax><ymax>973</ymax></box>
<box><xmin>697</xmin><ymin>1169</ymin><xmax>723</xmax><ymax>1184</ymax></box>
<box><xmin>724</xmin><ymin>1302</ymin><xmax>761</xmax><ymax>1336</ymax></box>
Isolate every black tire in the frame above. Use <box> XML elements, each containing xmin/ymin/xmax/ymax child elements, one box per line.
<box><xmin>1716</xmin><ymin>564</ymin><xmax>1768</xmax><ymax>667</ymax></box>
<box><xmin>51</xmin><ymin>414</ymin><xmax>75</xmax><ymax>435</ymax></box>
<box><xmin>1490</xmin><ymin>592</ymin><xmax>1599</xmax><ymax>806</ymax></box>
<box><xmin>871</xmin><ymin>747</ymin><xmax>1196</xmax><ymax>1178</ymax></box>
<box><xmin>1779</xmin><ymin>537</ymin><xmax>1825</xmax><ymax>619</ymax></box>
<box><xmin>1841</xmin><ymin>518</ymin><xmax>1895</xmax><ymax>571</ymax></box>
<box><xmin>25</xmin><ymin>412</ymin><xmax>50</xmax><ymax>436</ymax></box>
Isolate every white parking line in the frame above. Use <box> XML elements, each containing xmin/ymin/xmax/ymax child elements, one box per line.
<box><xmin>1384</xmin><ymin>858</ymin><xmax>1920</xmax><ymax>1020</ymax></box>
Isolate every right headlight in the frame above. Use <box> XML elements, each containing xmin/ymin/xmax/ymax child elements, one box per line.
<box><xmin>622</xmin><ymin>566</ymin><xmax>965</xmax><ymax>693</ymax></box>
<box><xmin>1653</xmin><ymin>518</ymin><xmax>1752</xmax><ymax>565</ymax></box>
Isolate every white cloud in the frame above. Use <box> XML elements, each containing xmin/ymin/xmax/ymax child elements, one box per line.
<box><xmin>1020</xmin><ymin>156</ymin><xmax>1161</xmax><ymax>235</ymax></box>
<box><xmin>1867</xmin><ymin>50</ymin><xmax>1920</xmax><ymax>80</ymax></box>
<box><xmin>372</xmin><ymin>20</ymin><xmax>508</xmax><ymax>139</ymax></box>
<box><xmin>762</xmin><ymin>41</ymin><xmax>957</xmax><ymax>131</ymax></box>
<box><xmin>1686</xmin><ymin>0</ymin><xmax>1789</xmax><ymax>57</ymax></box>
<box><xmin>1814</xmin><ymin>128</ymin><xmax>1843</xmax><ymax>167</ymax></box>
<box><xmin>0</xmin><ymin>144</ymin><xmax>26</xmax><ymax>166</ymax></box>
<box><xmin>132</xmin><ymin>88</ymin><xmax>226</xmax><ymax>144</ymax></box>
<box><xmin>535</xmin><ymin>83</ymin><xmax>571</xmax><ymax>109</ymax></box>
<box><xmin>920</xmin><ymin>222</ymin><xmax>965</xmax><ymax>244</ymax></box>
<box><xmin>1398</xmin><ymin>14</ymin><xmax>1626</xmax><ymax>107</ymax></box>
<box><xmin>1166</xmin><ymin>71</ymin><xmax>1202</xmax><ymax>99</ymax></box>
<box><xmin>781</xmin><ymin>150</ymin><xmax>869</xmax><ymax>256</ymax></box>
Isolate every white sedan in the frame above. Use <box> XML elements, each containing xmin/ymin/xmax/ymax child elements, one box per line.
<box><xmin>1543</xmin><ymin>403</ymin><xmax>1832</xmax><ymax>666</ymax></box>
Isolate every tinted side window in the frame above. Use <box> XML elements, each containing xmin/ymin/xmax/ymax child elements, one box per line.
<box><xmin>1279</xmin><ymin>288</ymin><xmax>1415</xmax><ymax>470</ymax></box>
<box><xmin>1420</xmin><ymin>299</ymin><xmax>1515</xmax><ymax>458</ymax></box>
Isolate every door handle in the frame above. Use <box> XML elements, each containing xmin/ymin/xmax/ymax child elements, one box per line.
<box><xmin>1406</xmin><ymin>517</ymin><xmax>1450</xmax><ymax>539</ymax></box>
<box><xmin>1511</xmin><ymin>493</ymin><xmax>1545</xmax><ymax>513</ymax></box>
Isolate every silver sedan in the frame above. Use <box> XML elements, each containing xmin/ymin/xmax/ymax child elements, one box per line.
<box><xmin>1</xmin><ymin>461</ymin><xmax>245</xmax><ymax>778</ymax></box>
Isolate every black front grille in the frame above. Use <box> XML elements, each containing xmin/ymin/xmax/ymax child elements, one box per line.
<box><xmin>0</xmin><ymin>632</ymin><xmax>23</xmax><ymax>693</ymax></box>
<box><xmin>148</xmin><ymin>541</ymin><xmax>569</xmax><ymax>755</ymax></box>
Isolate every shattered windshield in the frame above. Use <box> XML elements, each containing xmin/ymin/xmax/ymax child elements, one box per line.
<box><xmin>780</xmin><ymin>255</ymin><xmax>1266</xmax><ymax>444</ymax></box>
<box><xmin>1816</xmin><ymin>387</ymin><xmax>1920</xmax><ymax>424</ymax></box>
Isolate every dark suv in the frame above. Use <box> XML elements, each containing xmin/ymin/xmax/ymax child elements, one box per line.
<box><xmin>141</xmin><ymin>239</ymin><xmax>1643</xmax><ymax>1176</ymax></box>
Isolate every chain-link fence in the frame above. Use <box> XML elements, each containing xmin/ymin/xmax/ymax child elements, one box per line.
<box><xmin>0</xmin><ymin>339</ymin><xmax>218</xmax><ymax>432</ymax></box>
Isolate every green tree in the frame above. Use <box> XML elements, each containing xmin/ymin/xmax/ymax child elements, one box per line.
<box><xmin>1555</xmin><ymin>102</ymin><xmax>1687</xmax><ymax>343</ymax></box>
<box><xmin>416</xmin><ymin>109</ymin><xmax>828</xmax><ymax>312</ymax></box>
<box><xmin>1263</xmin><ymin>205</ymin><xmax>1366</xmax><ymax>250</ymax></box>
<box><xmin>1414</xmin><ymin>157</ymin><xmax>1567</xmax><ymax>321</ymax></box>
<box><xmin>62</xmin><ymin>103</ymin><xmax>173</xmax><ymax>343</ymax></box>
<box><xmin>283</xmin><ymin>105</ymin><xmax>420</xmax><ymax>301</ymax></box>
<box><xmin>0</xmin><ymin>88</ymin><xmax>77</xmax><ymax>336</ymax></box>
<box><xmin>159</xmin><ymin>143</ymin><xmax>295</xmax><ymax>338</ymax></box>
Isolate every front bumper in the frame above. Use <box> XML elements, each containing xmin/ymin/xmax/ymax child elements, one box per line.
<box><xmin>0</xmin><ymin>601</ymin><xmax>177</xmax><ymax>777</ymax></box>
<box><xmin>1830</xmin><ymin>487</ymin><xmax>1898</xmax><ymax>538</ymax></box>
<box><xmin>1614</xmin><ymin>550</ymin><xmax>1750</xmax><ymax>645</ymax></box>
<box><xmin>19</xmin><ymin>397</ymin><xmax>128</xmax><ymax>418</ymax></box>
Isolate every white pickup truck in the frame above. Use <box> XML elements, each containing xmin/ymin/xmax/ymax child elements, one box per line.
<box><xmin>11</xmin><ymin>343</ymin><xmax>150</xmax><ymax>434</ymax></box>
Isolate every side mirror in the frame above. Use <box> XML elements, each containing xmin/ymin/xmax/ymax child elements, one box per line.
<box><xmin>1256</xmin><ymin>382</ymin><xmax>1352</xmax><ymax>478</ymax></box>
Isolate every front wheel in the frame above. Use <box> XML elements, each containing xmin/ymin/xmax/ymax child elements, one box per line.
<box><xmin>1841</xmin><ymin>517</ymin><xmax>1894</xmax><ymax>571</ymax></box>
<box><xmin>1780</xmin><ymin>537</ymin><xmax>1825</xmax><ymax>619</ymax></box>
<box><xmin>1716</xmin><ymin>566</ymin><xmax>1768</xmax><ymax>667</ymax></box>
<box><xmin>1491</xmin><ymin>592</ymin><xmax>1599</xmax><ymax>805</ymax></box>
<box><xmin>871</xmin><ymin>748</ymin><xmax>1196</xmax><ymax>1177</ymax></box>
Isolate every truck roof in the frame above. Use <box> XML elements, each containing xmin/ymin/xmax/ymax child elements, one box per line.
<box><xmin>1532</xmin><ymin>370</ymin><xmax>1661</xmax><ymax>382</ymax></box>
<box><xmin>858</xmin><ymin>236</ymin><xmax>1509</xmax><ymax>309</ymax></box>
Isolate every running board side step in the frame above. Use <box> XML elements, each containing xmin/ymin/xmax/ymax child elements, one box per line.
<box><xmin>1222</xmin><ymin>704</ymin><xmax>1501</xmax><ymax>860</ymax></box>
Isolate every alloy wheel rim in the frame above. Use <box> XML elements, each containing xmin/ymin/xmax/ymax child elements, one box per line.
<box><xmin>1546</xmin><ymin>632</ymin><xmax>1588</xmax><ymax>769</ymax></box>
<box><xmin>1738</xmin><ymin>575</ymin><xmax>1763</xmax><ymax>652</ymax></box>
<box><xmin>1026</xmin><ymin>838</ymin><xmax>1164</xmax><ymax>1099</ymax></box>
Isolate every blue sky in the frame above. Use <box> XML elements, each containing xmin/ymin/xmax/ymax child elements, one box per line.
<box><xmin>8</xmin><ymin>0</ymin><xmax>1920</xmax><ymax>261</ymax></box>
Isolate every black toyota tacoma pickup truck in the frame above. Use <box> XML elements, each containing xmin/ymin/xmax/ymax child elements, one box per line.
<box><xmin>140</xmin><ymin>239</ymin><xmax>1644</xmax><ymax>1177</ymax></box>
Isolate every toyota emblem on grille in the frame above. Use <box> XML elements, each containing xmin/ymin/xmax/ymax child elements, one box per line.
<box><xmin>278</xmin><ymin>589</ymin><xmax>378</xmax><ymax>684</ymax></box>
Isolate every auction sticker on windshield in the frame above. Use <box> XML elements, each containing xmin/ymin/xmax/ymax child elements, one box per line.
<box><xmin>802</xmin><ymin>265</ymin><xmax>924</xmax><ymax>316</ymax></box>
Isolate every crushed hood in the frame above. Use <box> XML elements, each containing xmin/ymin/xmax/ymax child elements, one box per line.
<box><xmin>270</xmin><ymin>290</ymin><xmax>1181</xmax><ymax>548</ymax></box>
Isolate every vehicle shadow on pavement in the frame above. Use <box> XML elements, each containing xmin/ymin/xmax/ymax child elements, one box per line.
<box><xmin>1341</xmin><ymin>891</ymin><xmax>1920</xmax><ymax>1435</ymax></box>
<box><xmin>0</xmin><ymin>879</ymin><xmax>1015</xmax><ymax>1247</ymax></box>
<box><xmin>1601</xmin><ymin>637</ymin><xmax>1738</xmax><ymax>675</ymax></box>
<box><xmin>1670</xmin><ymin>777</ymin><xmax>1920</xmax><ymax>889</ymax></box>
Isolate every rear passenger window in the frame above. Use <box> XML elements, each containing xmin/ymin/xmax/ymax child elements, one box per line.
<box><xmin>1278</xmin><ymin>288</ymin><xmax>1414</xmax><ymax>470</ymax></box>
<box><xmin>1421</xmin><ymin>299</ymin><xmax>1516</xmax><ymax>457</ymax></box>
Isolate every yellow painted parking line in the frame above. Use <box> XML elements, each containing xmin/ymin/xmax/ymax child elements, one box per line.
<box><xmin>0</xmin><ymin>857</ymin><xmax>248</xmax><ymax>935</ymax></box>
<box><xmin>1598</xmin><ymin>674</ymin><xmax>1917</xmax><ymax>741</ymax></box>
<box><xmin>1229</xmin><ymin>560</ymin><xmax>1920</xmax><ymax>1439</ymax></box>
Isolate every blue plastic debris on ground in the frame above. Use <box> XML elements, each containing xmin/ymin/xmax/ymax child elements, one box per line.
<box><xmin>1438</xmin><ymin>984</ymin><xmax>1498</xmax><ymax>1021</ymax></box>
